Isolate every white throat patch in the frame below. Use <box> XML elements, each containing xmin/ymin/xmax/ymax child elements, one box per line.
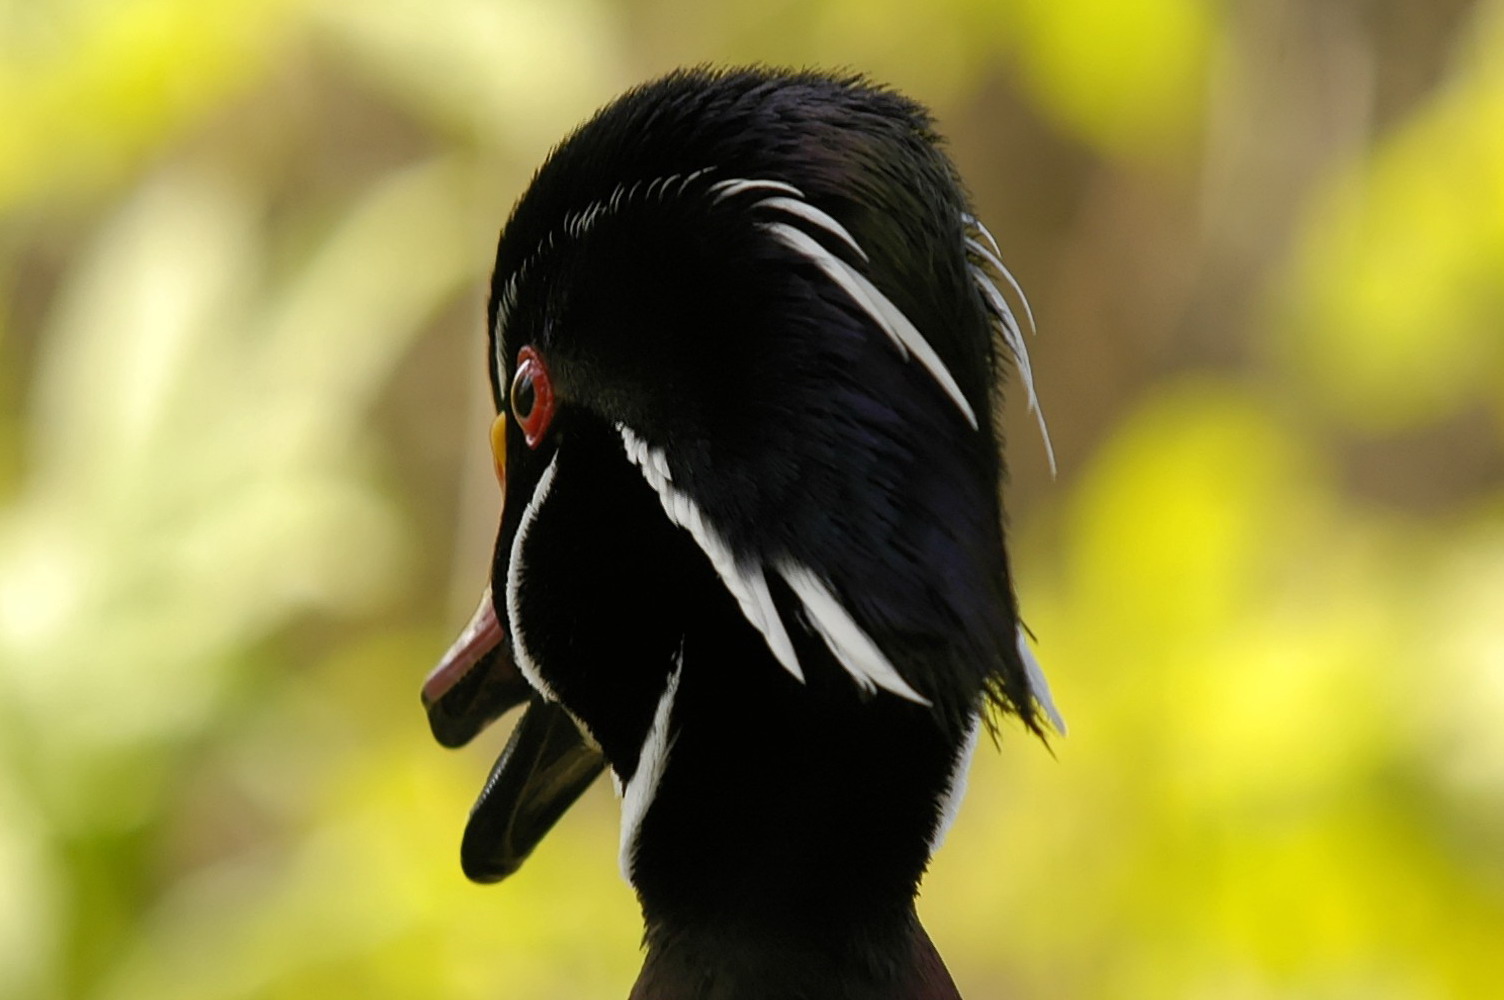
<box><xmin>619</xmin><ymin>655</ymin><xmax>683</xmax><ymax>882</ymax></box>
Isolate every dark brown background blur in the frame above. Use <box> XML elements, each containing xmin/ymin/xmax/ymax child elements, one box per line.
<box><xmin>2</xmin><ymin>1</ymin><xmax>1501</xmax><ymax>997</ymax></box>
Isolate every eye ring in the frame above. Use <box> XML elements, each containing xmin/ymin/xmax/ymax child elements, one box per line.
<box><xmin>510</xmin><ymin>345</ymin><xmax>556</xmax><ymax>448</ymax></box>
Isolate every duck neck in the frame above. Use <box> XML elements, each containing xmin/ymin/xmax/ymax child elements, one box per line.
<box><xmin>629</xmin><ymin>910</ymin><xmax>961</xmax><ymax>1000</ymax></box>
<box><xmin>622</xmin><ymin>616</ymin><xmax>968</xmax><ymax>999</ymax></box>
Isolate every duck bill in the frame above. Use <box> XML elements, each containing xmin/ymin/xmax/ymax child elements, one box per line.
<box><xmin>422</xmin><ymin>587</ymin><xmax>532</xmax><ymax>748</ymax></box>
<box><xmin>423</xmin><ymin>587</ymin><xmax>604</xmax><ymax>883</ymax></box>
<box><xmin>461</xmin><ymin>696</ymin><xmax>605</xmax><ymax>883</ymax></box>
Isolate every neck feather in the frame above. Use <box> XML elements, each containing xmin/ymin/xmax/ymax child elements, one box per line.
<box><xmin>629</xmin><ymin>912</ymin><xmax>962</xmax><ymax>1000</ymax></box>
<box><xmin>620</xmin><ymin>588</ymin><xmax>969</xmax><ymax>999</ymax></box>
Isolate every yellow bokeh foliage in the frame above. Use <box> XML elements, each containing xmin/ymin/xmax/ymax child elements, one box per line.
<box><xmin>2</xmin><ymin>2</ymin><xmax>1501</xmax><ymax>999</ymax></box>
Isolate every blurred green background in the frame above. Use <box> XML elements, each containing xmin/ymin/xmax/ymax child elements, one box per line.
<box><xmin>2</xmin><ymin>0</ymin><xmax>1502</xmax><ymax>997</ymax></box>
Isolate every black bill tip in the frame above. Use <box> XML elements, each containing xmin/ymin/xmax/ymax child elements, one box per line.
<box><xmin>461</xmin><ymin>697</ymin><xmax>605</xmax><ymax>883</ymax></box>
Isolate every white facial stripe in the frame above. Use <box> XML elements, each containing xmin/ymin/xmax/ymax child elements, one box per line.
<box><xmin>619</xmin><ymin>657</ymin><xmax>683</xmax><ymax>882</ymax></box>
<box><xmin>774</xmin><ymin>561</ymin><xmax>931</xmax><ymax>705</ymax></box>
<box><xmin>752</xmin><ymin>196</ymin><xmax>869</xmax><ymax>262</ymax></box>
<box><xmin>504</xmin><ymin>452</ymin><xmax>562</xmax><ymax>702</ymax></box>
<box><xmin>929</xmin><ymin>710</ymin><xmax>981</xmax><ymax>855</ymax></box>
<box><xmin>1016</xmin><ymin>626</ymin><xmax>1066</xmax><ymax>734</ymax></box>
<box><xmin>618</xmin><ymin>425</ymin><xmax>805</xmax><ymax>683</ymax></box>
<box><xmin>564</xmin><ymin>706</ymin><xmax>602</xmax><ymax>752</ymax></box>
<box><xmin>760</xmin><ymin>220</ymin><xmax>979</xmax><ymax>430</ymax></box>
<box><xmin>620</xmin><ymin>426</ymin><xmax>936</xmax><ymax>706</ymax></box>
<box><xmin>710</xmin><ymin>177</ymin><xmax>804</xmax><ymax>203</ymax></box>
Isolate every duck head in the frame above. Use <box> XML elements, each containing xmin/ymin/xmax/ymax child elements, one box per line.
<box><xmin>420</xmin><ymin>67</ymin><xmax>1062</xmax><ymax>999</ymax></box>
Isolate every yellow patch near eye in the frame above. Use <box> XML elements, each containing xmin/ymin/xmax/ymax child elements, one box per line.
<box><xmin>490</xmin><ymin>412</ymin><xmax>508</xmax><ymax>488</ymax></box>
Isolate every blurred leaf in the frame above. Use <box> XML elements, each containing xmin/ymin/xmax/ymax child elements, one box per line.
<box><xmin>0</xmin><ymin>0</ymin><xmax>300</xmax><ymax>209</ymax></box>
<box><xmin>934</xmin><ymin>380</ymin><xmax>1504</xmax><ymax>998</ymax></box>
<box><xmin>1278</xmin><ymin>0</ymin><xmax>1504</xmax><ymax>431</ymax></box>
<box><xmin>1001</xmin><ymin>0</ymin><xmax>1215</xmax><ymax>158</ymax></box>
<box><xmin>0</xmin><ymin>149</ymin><xmax>482</xmax><ymax>995</ymax></box>
<box><xmin>2</xmin><ymin>2</ymin><xmax>1503</xmax><ymax>998</ymax></box>
<box><xmin>0</xmin><ymin>769</ymin><xmax>62</xmax><ymax>999</ymax></box>
<box><xmin>310</xmin><ymin>0</ymin><xmax>623</xmax><ymax>154</ymax></box>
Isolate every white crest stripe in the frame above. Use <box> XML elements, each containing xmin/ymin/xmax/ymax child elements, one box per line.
<box><xmin>760</xmin><ymin>221</ymin><xmax>979</xmax><ymax>429</ymax></box>
<box><xmin>971</xmin><ymin>265</ymin><xmax>1056</xmax><ymax>475</ymax></box>
<box><xmin>619</xmin><ymin>658</ymin><xmax>683</xmax><ymax>881</ymax></box>
<box><xmin>774</xmin><ymin>561</ymin><xmax>930</xmax><ymax>705</ymax></box>
<box><xmin>677</xmin><ymin>167</ymin><xmax>712</xmax><ymax>194</ymax></box>
<box><xmin>964</xmin><ymin>213</ymin><xmax>1054</xmax><ymax>474</ymax></box>
<box><xmin>504</xmin><ymin>452</ymin><xmax>562</xmax><ymax>702</ymax></box>
<box><xmin>1017</xmin><ymin>626</ymin><xmax>1066</xmax><ymax>734</ymax></box>
<box><xmin>617</xmin><ymin>425</ymin><xmax>804</xmax><ymax>683</ymax></box>
<box><xmin>962</xmin><ymin>212</ymin><xmax>1001</xmax><ymax>257</ymax></box>
<box><xmin>752</xmin><ymin>196</ymin><xmax>869</xmax><ymax>262</ymax></box>
<box><xmin>970</xmin><ymin>265</ymin><xmax>1035</xmax><ymax>397</ymax></box>
<box><xmin>964</xmin><ymin>236</ymin><xmax>1036</xmax><ymax>334</ymax></box>
<box><xmin>710</xmin><ymin>177</ymin><xmax>804</xmax><ymax>203</ymax></box>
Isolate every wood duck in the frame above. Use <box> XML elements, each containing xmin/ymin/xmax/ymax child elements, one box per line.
<box><xmin>419</xmin><ymin>67</ymin><xmax>1063</xmax><ymax>1000</ymax></box>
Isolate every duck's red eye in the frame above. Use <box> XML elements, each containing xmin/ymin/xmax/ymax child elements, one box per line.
<box><xmin>510</xmin><ymin>345</ymin><xmax>556</xmax><ymax>448</ymax></box>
